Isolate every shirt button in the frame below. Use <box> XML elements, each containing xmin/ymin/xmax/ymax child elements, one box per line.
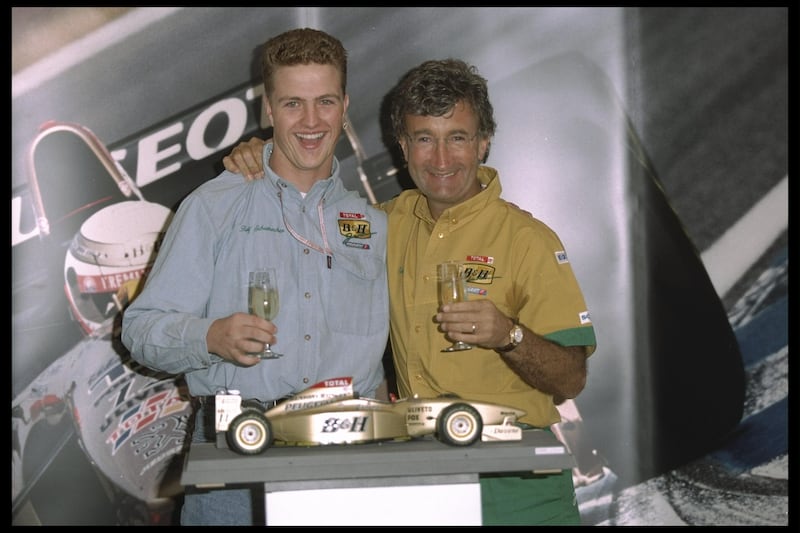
<box><xmin>304</xmin><ymin>292</ymin><xmax>311</xmax><ymax>299</ymax></box>
<box><xmin>414</xmin><ymin>374</ymin><xmax>423</xmax><ymax>381</ymax></box>
<box><xmin>414</xmin><ymin>325</ymin><xmax>421</xmax><ymax>333</ymax></box>
<box><xmin>303</xmin><ymin>248</ymin><xmax>310</xmax><ymax>255</ymax></box>
<box><xmin>438</xmin><ymin>232</ymin><xmax>445</xmax><ymax>239</ymax></box>
<box><xmin>303</xmin><ymin>377</ymin><xmax>309</xmax><ymax>384</ymax></box>
<box><xmin>304</xmin><ymin>334</ymin><xmax>311</xmax><ymax>341</ymax></box>
<box><xmin>450</xmin><ymin>218</ymin><xmax>457</xmax><ymax>224</ymax></box>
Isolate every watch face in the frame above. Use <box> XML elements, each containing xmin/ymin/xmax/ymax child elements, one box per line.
<box><xmin>512</xmin><ymin>325</ymin><xmax>523</xmax><ymax>343</ymax></box>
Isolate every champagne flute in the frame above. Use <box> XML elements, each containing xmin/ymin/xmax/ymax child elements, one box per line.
<box><xmin>437</xmin><ymin>261</ymin><xmax>473</xmax><ymax>352</ymax></box>
<box><xmin>248</xmin><ymin>268</ymin><xmax>283</xmax><ymax>359</ymax></box>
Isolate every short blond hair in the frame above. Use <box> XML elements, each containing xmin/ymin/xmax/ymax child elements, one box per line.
<box><xmin>261</xmin><ymin>28</ymin><xmax>347</xmax><ymax>96</ymax></box>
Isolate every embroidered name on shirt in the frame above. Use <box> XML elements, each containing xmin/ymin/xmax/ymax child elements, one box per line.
<box><xmin>555</xmin><ymin>250</ymin><xmax>569</xmax><ymax>264</ymax></box>
<box><xmin>240</xmin><ymin>224</ymin><xmax>284</xmax><ymax>234</ymax></box>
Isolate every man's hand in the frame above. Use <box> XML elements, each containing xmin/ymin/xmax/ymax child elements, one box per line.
<box><xmin>222</xmin><ymin>137</ymin><xmax>268</xmax><ymax>181</ymax></box>
<box><xmin>435</xmin><ymin>299</ymin><xmax>510</xmax><ymax>349</ymax></box>
<box><xmin>207</xmin><ymin>312</ymin><xmax>277</xmax><ymax>366</ymax></box>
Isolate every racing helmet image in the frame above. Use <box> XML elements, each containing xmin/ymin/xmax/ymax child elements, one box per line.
<box><xmin>64</xmin><ymin>200</ymin><xmax>173</xmax><ymax>335</ymax></box>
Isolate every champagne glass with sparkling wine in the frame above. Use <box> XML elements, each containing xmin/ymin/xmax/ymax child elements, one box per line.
<box><xmin>248</xmin><ymin>268</ymin><xmax>282</xmax><ymax>359</ymax></box>
<box><xmin>437</xmin><ymin>261</ymin><xmax>473</xmax><ymax>352</ymax></box>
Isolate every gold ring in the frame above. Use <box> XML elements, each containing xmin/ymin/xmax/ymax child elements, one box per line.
<box><xmin>471</xmin><ymin>323</ymin><xmax>477</xmax><ymax>333</ymax></box>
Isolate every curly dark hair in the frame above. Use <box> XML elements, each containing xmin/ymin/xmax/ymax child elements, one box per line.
<box><xmin>261</xmin><ymin>28</ymin><xmax>347</xmax><ymax>96</ymax></box>
<box><xmin>389</xmin><ymin>58</ymin><xmax>496</xmax><ymax>161</ymax></box>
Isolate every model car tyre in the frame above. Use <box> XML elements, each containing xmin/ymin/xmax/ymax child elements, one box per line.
<box><xmin>241</xmin><ymin>399</ymin><xmax>264</xmax><ymax>412</ymax></box>
<box><xmin>436</xmin><ymin>403</ymin><xmax>483</xmax><ymax>446</ymax></box>
<box><xmin>227</xmin><ymin>411</ymin><xmax>273</xmax><ymax>455</ymax></box>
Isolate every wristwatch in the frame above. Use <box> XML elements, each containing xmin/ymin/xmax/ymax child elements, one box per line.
<box><xmin>496</xmin><ymin>318</ymin><xmax>523</xmax><ymax>352</ymax></box>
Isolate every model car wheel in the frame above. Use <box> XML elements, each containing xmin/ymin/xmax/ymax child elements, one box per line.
<box><xmin>436</xmin><ymin>403</ymin><xmax>483</xmax><ymax>446</ymax></box>
<box><xmin>226</xmin><ymin>411</ymin><xmax>273</xmax><ymax>455</ymax></box>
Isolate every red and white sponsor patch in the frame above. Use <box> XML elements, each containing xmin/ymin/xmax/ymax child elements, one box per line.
<box><xmin>466</xmin><ymin>255</ymin><xmax>493</xmax><ymax>264</ymax></box>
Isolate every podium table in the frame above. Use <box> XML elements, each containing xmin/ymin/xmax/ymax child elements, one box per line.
<box><xmin>182</xmin><ymin>430</ymin><xmax>575</xmax><ymax>525</ymax></box>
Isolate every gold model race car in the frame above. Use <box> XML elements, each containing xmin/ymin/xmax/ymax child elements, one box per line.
<box><xmin>215</xmin><ymin>377</ymin><xmax>526</xmax><ymax>455</ymax></box>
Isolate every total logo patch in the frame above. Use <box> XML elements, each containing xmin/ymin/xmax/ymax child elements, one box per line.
<box><xmin>579</xmin><ymin>310</ymin><xmax>592</xmax><ymax>324</ymax></box>
<box><xmin>339</xmin><ymin>211</ymin><xmax>366</xmax><ymax>219</ymax></box>
<box><xmin>466</xmin><ymin>255</ymin><xmax>493</xmax><ymax>264</ymax></box>
<box><xmin>555</xmin><ymin>250</ymin><xmax>569</xmax><ymax>264</ymax></box>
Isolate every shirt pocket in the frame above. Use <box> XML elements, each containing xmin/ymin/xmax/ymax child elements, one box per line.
<box><xmin>325</xmin><ymin>250</ymin><xmax>388</xmax><ymax>336</ymax></box>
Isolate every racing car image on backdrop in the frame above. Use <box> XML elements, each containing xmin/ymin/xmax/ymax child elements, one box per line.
<box><xmin>12</xmin><ymin>121</ymin><xmax>192</xmax><ymax>525</ymax></box>
<box><xmin>215</xmin><ymin>377</ymin><xmax>526</xmax><ymax>455</ymax></box>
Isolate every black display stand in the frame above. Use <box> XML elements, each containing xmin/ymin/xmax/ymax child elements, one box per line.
<box><xmin>182</xmin><ymin>430</ymin><xmax>575</xmax><ymax>525</ymax></box>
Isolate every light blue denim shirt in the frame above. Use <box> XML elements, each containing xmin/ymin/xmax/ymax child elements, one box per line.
<box><xmin>122</xmin><ymin>144</ymin><xmax>388</xmax><ymax>400</ymax></box>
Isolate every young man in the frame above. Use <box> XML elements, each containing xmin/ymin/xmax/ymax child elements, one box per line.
<box><xmin>122</xmin><ymin>28</ymin><xmax>389</xmax><ymax>525</ymax></box>
<box><xmin>224</xmin><ymin>58</ymin><xmax>597</xmax><ymax>525</ymax></box>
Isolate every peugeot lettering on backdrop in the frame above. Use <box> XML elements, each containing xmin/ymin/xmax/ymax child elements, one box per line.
<box><xmin>12</xmin><ymin>82</ymin><xmax>266</xmax><ymax>247</ymax></box>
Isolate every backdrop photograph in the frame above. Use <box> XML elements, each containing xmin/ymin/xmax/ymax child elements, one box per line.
<box><xmin>12</xmin><ymin>7</ymin><xmax>788</xmax><ymax>525</ymax></box>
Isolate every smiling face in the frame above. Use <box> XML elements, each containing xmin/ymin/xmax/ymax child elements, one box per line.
<box><xmin>398</xmin><ymin>100</ymin><xmax>490</xmax><ymax>220</ymax></box>
<box><xmin>263</xmin><ymin>63</ymin><xmax>349</xmax><ymax>190</ymax></box>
